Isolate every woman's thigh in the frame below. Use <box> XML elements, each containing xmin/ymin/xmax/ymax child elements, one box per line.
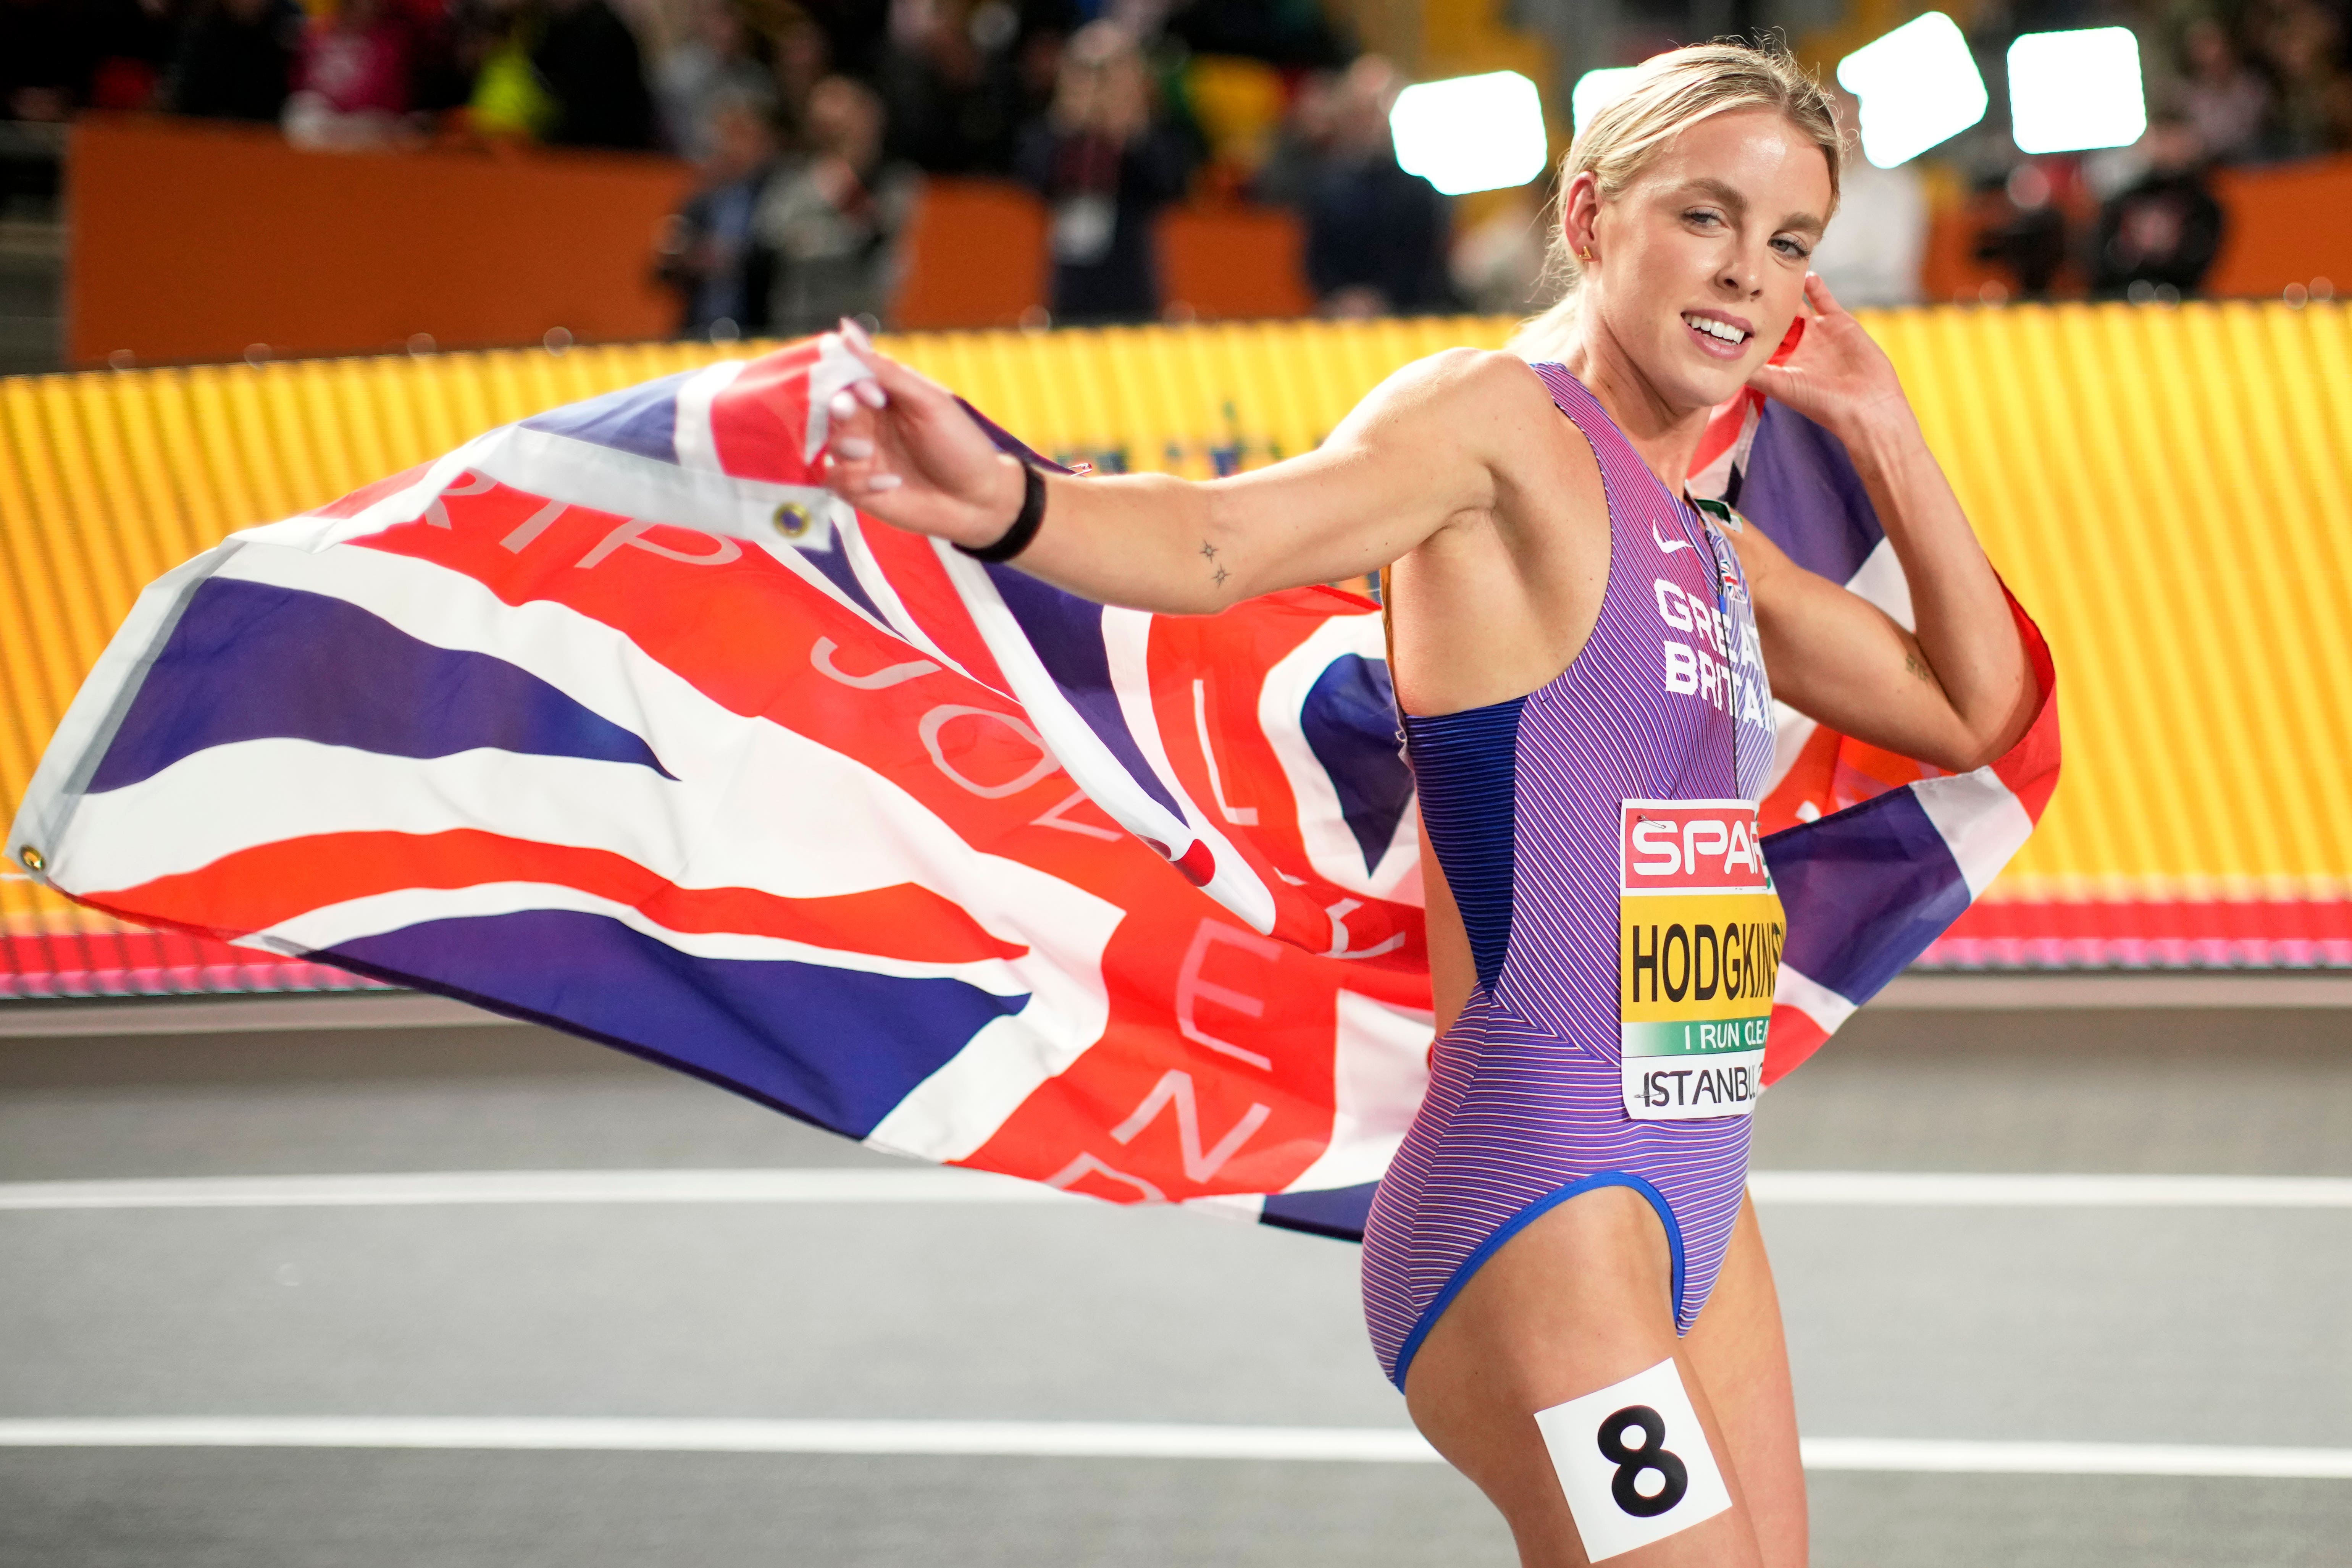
<box><xmin>1683</xmin><ymin>1195</ymin><xmax>1805</xmax><ymax>1568</ymax></box>
<box><xmin>1400</xmin><ymin>1184</ymin><xmax>1767</xmax><ymax>1568</ymax></box>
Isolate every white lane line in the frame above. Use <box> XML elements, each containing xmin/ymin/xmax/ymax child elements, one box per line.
<box><xmin>0</xmin><ymin>1419</ymin><xmax>2347</xmax><ymax>1478</ymax></box>
<box><xmin>4</xmin><ymin>1168</ymin><xmax>2351</xmax><ymax>1213</ymax></box>
<box><xmin>0</xmin><ymin>1417</ymin><xmax>1432</xmax><ymax>1462</ymax></box>
<box><xmin>1747</xmin><ymin>1171</ymin><xmax>2352</xmax><ymax>1209</ymax></box>
<box><xmin>0</xmin><ymin>1168</ymin><xmax>1073</xmax><ymax>1211</ymax></box>
<box><xmin>1800</xmin><ymin>1438</ymin><xmax>2352</xmax><ymax>1479</ymax></box>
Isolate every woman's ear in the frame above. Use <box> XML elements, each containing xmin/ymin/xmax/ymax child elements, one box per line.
<box><xmin>1560</xmin><ymin>171</ymin><xmax>1603</xmax><ymax>262</ymax></box>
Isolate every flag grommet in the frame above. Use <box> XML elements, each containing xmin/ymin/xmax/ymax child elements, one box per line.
<box><xmin>17</xmin><ymin>846</ymin><xmax>43</xmax><ymax>873</ymax></box>
<box><xmin>773</xmin><ymin>502</ymin><xmax>813</xmax><ymax>541</ymax></box>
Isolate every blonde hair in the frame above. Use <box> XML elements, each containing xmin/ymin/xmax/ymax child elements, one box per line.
<box><xmin>1509</xmin><ymin>41</ymin><xmax>1844</xmax><ymax>362</ymax></box>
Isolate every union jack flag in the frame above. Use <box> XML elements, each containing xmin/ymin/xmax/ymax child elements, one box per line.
<box><xmin>8</xmin><ymin>335</ymin><xmax>2057</xmax><ymax>1238</ymax></box>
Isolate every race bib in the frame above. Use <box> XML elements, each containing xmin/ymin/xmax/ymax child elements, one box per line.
<box><xmin>1618</xmin><ymin>799</ymin><xmax>1783</xmax><ymax>1121</ymax></box>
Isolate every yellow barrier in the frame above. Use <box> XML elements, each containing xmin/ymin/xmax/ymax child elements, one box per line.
<box><xmin>2</xmin><ymin>306</ymin><xmax>2348</xmax><ymax>954</ymax></box>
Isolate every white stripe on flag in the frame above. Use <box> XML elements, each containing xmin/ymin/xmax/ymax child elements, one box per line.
<box><xmin>0</xmin><ymin>1419</ymin><xmax>2343</xmax><ymax>1477</ymax></box>
<box><xmin>1842</xmin><ymin>536</ymin><xmax>1917</xmax><ymax>630</ymax></box>
<box><xmin>1771</xmin><ymin>961</ymin><xmax>1856</xmax><ymax>1037</ymax></box>
<box><xmin>671</xmin><ymin>359</ymin><xmax>746</xmax><ymax>477</ymax></box>
<box><xmin>1912</xmin><ymin>766</ymin><xmax>2037</xmax><ymax>900</ymax></box>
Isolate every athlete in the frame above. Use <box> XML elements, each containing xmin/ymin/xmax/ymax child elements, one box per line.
<box><xmin>814</xmin><ymin>43</ymin><xmax>2036</xmax><ymax>1568</ymax></box>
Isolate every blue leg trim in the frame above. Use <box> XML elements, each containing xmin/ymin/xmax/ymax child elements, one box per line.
<box><xmin>1388</xmin><ymin>1171</ymin><xmax>1688</xmax><ymax>1392</ymax></box>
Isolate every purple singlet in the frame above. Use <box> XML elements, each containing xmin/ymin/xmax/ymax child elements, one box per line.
<box><xmin>1361</xmin><ymin>364</ymin><xmax>1781</xmax><ymax>1389</ymax></box>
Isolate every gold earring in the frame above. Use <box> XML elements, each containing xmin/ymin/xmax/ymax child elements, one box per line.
<box><xmin>1579</xmin><ymin>245</ymin><xmax>1595</xmax><ymax>264</ymax></box>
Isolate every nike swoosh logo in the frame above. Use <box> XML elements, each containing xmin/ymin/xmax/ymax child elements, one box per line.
<box><xmin>1653</xmin><ymin>522</ymin><xmax>1697</xmax><ymax>555</ymax></box>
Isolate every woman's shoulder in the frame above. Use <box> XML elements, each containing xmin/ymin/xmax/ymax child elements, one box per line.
<box><xmin>1361</xmin><ymin>346</ymin><xmax>1559</xmax><ymax>432</ymax></box>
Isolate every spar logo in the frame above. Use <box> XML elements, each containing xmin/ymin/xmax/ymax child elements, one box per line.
<box><xmin>1620</xmin><ymin>800</ymin><xmax>1769</xmax><ymax>894</ymax></box>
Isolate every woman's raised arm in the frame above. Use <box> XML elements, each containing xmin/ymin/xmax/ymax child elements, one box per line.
<box><xmin>1741</xmin><ymin>275</ymin><xmax>2038</xmax><ymax>773</ymax></box>
<box><xmin>815</xmin><ymin>325</ymin><xmax>1551</xmax><ymax>615</ymax></box>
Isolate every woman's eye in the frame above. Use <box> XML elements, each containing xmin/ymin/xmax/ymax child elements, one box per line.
<box><xmin>1772</xmin><ymin>236</ymin><xmax>1812</xmax><ymax>258</ymax></box>
<box><xmin>1684</xmin><ymin>210</ymin><xmax>1724</xmax><ymax>228</ymax></box>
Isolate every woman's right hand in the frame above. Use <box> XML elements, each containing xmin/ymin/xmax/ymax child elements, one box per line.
<box><xmin>817</xmin><ymin>320</ymin><xmax>1031</xmax><ymax>551</ymax></box>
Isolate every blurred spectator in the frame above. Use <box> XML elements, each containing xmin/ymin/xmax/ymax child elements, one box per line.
<box><xmin>1974</xmin><ymin>162</ymin><xmax>2070</xmax><ymax>299</ymax></box>
<box><xmin>167</xmin><ymin>0</ymin><xmax>300</xmax><ymax>122</ymax></box>
<box><xmin>1248</xmin><ymin>66</ymin><xmax>1335</xmax><ymax>208</ymax></box>
<box><xmin>1182</xmin><ymin>51</ymin><xmax>1286</xmax><ymax>197</ymax></box>
<box><xmin>657</xmin><ymin>91</ymin><xmax>781</xmax><ymax>336</ymax></box>
<box><xmin>450</xmin><ymin>0</ymin><xmax>552</xmax><ymax>139</ymax></box>
<box><xmin>1014</xmin><ymin>19</ymin><xmax>1191</xmax><ymax>323</ymax></box>
<box><xmin>880</xmin><ymin>0</ymin><xmax>1027</xmax><ymax>174</ymax></box>
<box><xmin>88</xmin><ymin>0</ymin><xmax>186</xmax><ymax>112</ymax></box>
<box><xmin>2</xmin><ymin>0</ymin><xmax>95</xmax><ymax>122</ymax></box>
<box><xmin>393</xmin><ymin>0</ymin><xmax>467</xmax><ymax>118</ymax></box>
<box><xmin>2092</xmin><ymin>115</ymin><xmax>2226</xmax><ymax>297</ymax></box>
<box><xmin>656</xmin><ymin>0</ymin><xmax>776</xmax><ymax>160</ymax></box>
<box><xmin>2178</xmin><ymin>15</ymin><xmax>2269</xmax><ymax>163</ymax></box>
<box><xmin>758</xmin><ymin>73</ymin><xmax>917</xmax><ymax>333</ymax></box>
<box><xmin>772</xmin><ymin>5</ymin><xmax>832</xmax><ymax>119</ymax></box>
<box><xmin>1165</xmin><ymin>0</ymin><xmax>1347</xmax><ymax>69</ymax></box>
<box><xmin>2254</xmin><ymin>0</ymin><xmax>2352</xmax><ymax>157</ymax></box>
<box><xmin>1808</xmin><ymin>87</ymin><xmax>1925</xmax><ymax>307</ymax></box>
<box><xmin>534</xmin><ymin>0</ymin><xmax>659</xmax><ymax>148</ymax></box>
<box><xmin>1300</xmin><ymin>56</ymin><xmax>1450</xmax><ymax>316</ymax></box>
<box><xmin>283</xmin><ymin>0</ymin><xmax>413</xmax><ymax>148</ymax></box>
<box><xmin>798</xmin><ymin>0</ymin><xmax>891</xmax><ymax>79</ymax></box>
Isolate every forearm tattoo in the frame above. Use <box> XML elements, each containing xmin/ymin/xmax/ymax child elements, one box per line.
<box><xmin>1200</xmin><ymin>540</ymin><xmax>1227</xmax><ymax>587</ymax></box>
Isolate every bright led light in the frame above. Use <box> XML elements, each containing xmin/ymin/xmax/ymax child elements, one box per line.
<box><xmin>1836</xmin><ymin>12</ymin><xmax>1989</xmax><ymax>168</ymax></box>
<box><xmin>2008</xmin><ymin>28</ymin><xmax>2146</xmax><ymax>153</ymax></box>
<box><xmin>1389</xmin><ymin>71</ymin><xmax>1550</xmax><ymax>196</ymax></box>
<box><xmin>1571</xmin><ymin>68</ymin><xmax>1640</xmax><ymax>134</ymax></box>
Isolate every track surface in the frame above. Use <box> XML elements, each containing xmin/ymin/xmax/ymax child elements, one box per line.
<box><xmin>3</xmin><ymin>1002</ymin><xmax>2349</xmax><ymax>1566</ymax></box>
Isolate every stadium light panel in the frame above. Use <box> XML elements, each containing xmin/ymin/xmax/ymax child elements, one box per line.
<box><xmin>1390</xmin><ymin>71</ymin><xmax>1551</xmax><ymax>196</ymax></box>
<box><xmin>1835</xmin><ymin>12</ymin><xmax>1989</xmax><ymax>168</ymax></box>
<box><xmin>2007</xmin><ymin>28</ymin><xmax>2146</xmax><ymax>153</ymax></box>
<box><xmin>1571</xmin><ymin>68</ymin><xmax>1640</xmax><ymax>134</ymax></box>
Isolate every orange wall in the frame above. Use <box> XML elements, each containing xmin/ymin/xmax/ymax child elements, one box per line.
<box><xmin>2207</xmin><ymin>155</ymin><xmax>2352</xmax><ymax>295</ymax></box>
<box><xmin>1923</xmin><ymin>153</ymin><xmax>2352</xmax><ymax>302</ymax></box>
<box><xmin>69</xmin><ymin>115</ymin><xmax>695</xmax><ymax>365</ymax></box>
<box><xmin>856</xmin><ymin>181</ymin><xmax>1314</xmax><ymax>329</ymax></box>
<box><xmin>68</xmin><ymin>118</ymin><xmax>1318</xmax><ymax>360</ymax></box>
<box><xmin>892</xmin><ymin>178</ymin><xmax>1050</xmax><ymax>331</ymax></box>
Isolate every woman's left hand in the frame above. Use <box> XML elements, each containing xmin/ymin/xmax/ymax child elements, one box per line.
<box><xmin>1746</xmin><ymin>273</ymin><xmax>1915</xmax><ymax>449</ymax></box>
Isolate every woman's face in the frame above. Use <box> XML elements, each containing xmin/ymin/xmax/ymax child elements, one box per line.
<box><xmin>1580</xmin><ymin>107</ymin><xmax>1833</xmax><ymax>413</ymax></box>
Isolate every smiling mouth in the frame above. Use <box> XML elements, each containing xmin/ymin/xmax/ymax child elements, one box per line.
<box><xmin>1683</xmin><ymin>313</ymin><xmax>1751</xmax><ymax>347</ymax></box>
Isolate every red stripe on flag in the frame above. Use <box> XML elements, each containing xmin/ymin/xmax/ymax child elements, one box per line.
<box><xmin>854</xmin><ymin>522</ymin><xmax>1015</xmax><ymax>697</ymax></box>
<box><xmin>1988</xmin><ymin>596</ymin><xmax>2061</xmax><ymax>822</ymax></box>
<box><xmin>81</xmin><ymin>830</ymin><xmax>1029</xmax><ymax>964</ymax></box>
<box><xmin>707</xmin><ymin>341</ymin><xmax>824</xmax><ymax>487</ymax></box>
<box><xmin>1762</xmin><ymin>1001</ymin><xmax>1829</xmax><ymax>1085</ymax></box>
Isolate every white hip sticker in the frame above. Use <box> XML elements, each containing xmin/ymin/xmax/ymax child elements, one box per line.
<box><xmin>1532</xmin><ymin>1357</ymin><xmax>1732</xmax><ymax>1562</ymax></box>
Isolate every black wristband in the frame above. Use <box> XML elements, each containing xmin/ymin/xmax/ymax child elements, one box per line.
<box><xmin>956</xmin><ymin>462</ymin><xmax>1046</xmax><ymax>564</ymax></box>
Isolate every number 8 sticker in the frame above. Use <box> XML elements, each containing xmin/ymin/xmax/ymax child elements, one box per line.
<box><xmin>1597</xmin><ymin>1403</ymin><xmax>1689</xmax><ymax>1517</ymax></box>
<box><xmin>1532</xmin><ymin>1359</ymin><xmax>1732</xmax><ymax>1560</ymax></box>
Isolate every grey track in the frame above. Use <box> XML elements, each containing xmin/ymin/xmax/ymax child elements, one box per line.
<box><xmin>3</xmin><ymin>999</ymin><xmax>2348</xmax><ymax>1566</ymax></box>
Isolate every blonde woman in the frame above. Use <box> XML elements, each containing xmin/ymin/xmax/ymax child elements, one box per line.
<box><xmin>820</xmin><ymin>43</ymin><xmax>2036</xmax><ymax>1568</ymax></box>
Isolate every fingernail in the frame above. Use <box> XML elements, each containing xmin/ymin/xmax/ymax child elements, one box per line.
<box><xmin>841</xmin><ymin>317</ymin><xmax>874</xmax><ymax>349</ymax></box>
<box><xmin>829</xmin><ymin>390</ymin><xmax>858</xmax><ymax>420</ymax></box>
<box><xmin>833</xmin><ymin>436</ymin><xmax>874</xmax><ymax>459</ymax></box>
<box><xmin>854</xmin><ymin>379</ymin><xmax>888</xmax><ymax>409</ymax></box>
<box><xmin>865</xmin><ymin>472</ymin><xmax>902</xmax><ymax>492</ymax></box>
